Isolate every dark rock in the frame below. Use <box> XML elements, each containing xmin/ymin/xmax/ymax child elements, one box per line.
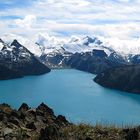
<box><xmin>0</xmin><ymin>65</ymin><xmax>22</xmax><ymax>80</ymax></box>
<box><xmin>36</xmin><ymin>110</ymin><xmax>44</xmax><ymax>116</ymax></box>
<box><xmin>92</xmin><ymin>49</ymin><xmax>107</xmax><ymax>58</ymax></box>
<box><xmin>56</xmin><ymin>115</ymin><xmax>69</xmax><ymax>125</ymax></box>
<box><xmin>0</xmin><ymin>103</ymin><xmax>71</xmax><ymax>140</ymax></box>
<box><xmin>39</xmin><ymin>125</ymin><xmax>59</xmax><ymax>140</ymax></box>
<box><xmin>85</xmin><ymin>137</ymin><xmax>93</xmax><ymax>140</ymax></box>
<box><xmin>11</xmin><ymin>39</ymin><xmax>21</xmax><ymax>49</ymax></box>
<box><xmin>97</xmin><ymin>129</ymin><xmax>108</xmax><ymax>136</ymax></box>
<box><xmin>122</xmin><ymin>128</ymin><xmax>139</xmax><ymax>140</ymax></box>
<box><xmin>8</xmin><ymin>116</ymin><xmax>20</xmax><ymax>126</ymax></box>
<box><xmin>18</xmin><ymin>103</ymin><xmax>30</xmax><ymax>112</ymax></box>
<box><xmin>1</xmin><ymin>103</ymin><xmax>11</xmax><ymax>108</ymax></box>
<box><xmin>94</xmin><ymin>65</ymin><xmax>140</xmax><ymax>93</ymax></box>
<box><xmin>136</xmin><ymin>125</ymin><xmax>140</xmax><ymax>131</ymax></box>
<box><xmin>19</xmin><ymin>112</ymin><xmax>26</xmax><ymax>120</ymax></box>
<box><xmin>27</xmin><ymin>109</ymin><xmax>36</xmax><ymax>116</ymax></box>
<box><xmin>37</xmin><ymin>103</ymin><xmax>54</xmax><ymax>116</ymax></box>
<box><xmin>10</xmin><ymin>110</ymin><xmax>20</xmax><ymax>119</ymax></box>
<box><xmin>0</xmin><ymin>113</ymin><xmax>4</xmax><ymax>121</ymax></box>
<box><xmin>26</xmin><ymin>122</ymin><xmax>36</xmax><ymax>130</ymax></box>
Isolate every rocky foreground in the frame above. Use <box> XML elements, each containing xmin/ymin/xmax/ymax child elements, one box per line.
<box><xmin>0</xmin><ymin>103</ymin><xmax>140</xmax><ymax>140</ymax></box>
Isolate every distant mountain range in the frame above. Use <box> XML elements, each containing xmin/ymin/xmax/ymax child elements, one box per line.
<box><xmin>0</xmin><ymin>34</ymin><xmax>139</xmax><ymax>73</ymax></box>
<box><xmin>1</xmin><ymin>33</ymin><xmax>140</xmax><ymax>93</ymax></box>
<box><xmin>1</xmin><ymin>34</ymin><xmax>127</xmax><ymax>73</ymax></box>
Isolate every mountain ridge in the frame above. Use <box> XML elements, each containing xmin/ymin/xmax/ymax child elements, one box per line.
<box><xmin>0</xmin><ymin>38</ymin><xmax>50</xmax><ymax>80</ymax></box>
<box><xmin>94</xmin><ymin>64</ymin><xmax>140</xmax><ymax>94</ymax></box>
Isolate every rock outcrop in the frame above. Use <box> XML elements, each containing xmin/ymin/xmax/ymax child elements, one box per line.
<box><xmin>0</xmin><ymin>103</ymin><xmax>139</xmax><ymax>140</ymax></box>
<box><xmin>0</xmin><ymin>103</ymin><xmax>70</xmax><ymax>140</ymax></box>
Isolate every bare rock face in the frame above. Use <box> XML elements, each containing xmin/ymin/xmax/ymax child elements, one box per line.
<box><xmin>0</xmin><ymin>103</ymin><xmax>70</xmax><ymax>140</ymax></box>
<box><xmin>18</xmin><ymin>103</ymin><xmax>30</xmax><ymax>112</ymax></box>
<box><xmin>0</xmin><ymin>103</ymin><xmax>140</xmax><ymax>140</ymax></box>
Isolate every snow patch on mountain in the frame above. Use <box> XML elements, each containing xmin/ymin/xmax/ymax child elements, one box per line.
<box><xmin>2</xmin><ymin>33</ymin><xmax>140</xmax><ymax>58</ymax></box>
<box><xmin>0</xmin><ymin>42</ymin><xmax>4</xmax><ymax>50</ymax></box>
<box><xmin>1</xmin><ymin>34</ymin><xmax>42</xmax><ymax>56</ymax></box>
<box><xmin>63</xmin><ymin>35</ymin><xmax>113</xmax><ymax>56</ymax></box>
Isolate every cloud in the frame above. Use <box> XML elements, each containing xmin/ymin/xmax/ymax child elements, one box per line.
<box><xmin>0</xmin><ymin>0</ymin><xmax>140</xmax><ymax>42</ymax></box>
<box><xmin>15</xmin><ymin>15</ymin><xmax>36</xmax><ymax>29</ymax></box>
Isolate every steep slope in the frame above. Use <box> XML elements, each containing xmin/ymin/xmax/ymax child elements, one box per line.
<box><xmin>67</xmin><ymin>49</ymin><xmax>126</xmax><ymax>74</ymax></box>
<box><xmin>0</xmin><ymin>39</ymin><xmax>50</xmax><ymax>80</ymax></box>
<box><xmin>1</xmin><ymin>33</ymin><xmax>42</xmax><ymax>56</ymax></box>
<box><xmin>94</xmin><ymin>65</ymin><xmax>140</xmax><ymax>93</ymax></box>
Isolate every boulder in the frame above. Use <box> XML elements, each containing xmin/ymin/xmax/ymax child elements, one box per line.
<box><xmin>39</xmin><ymin>125</ymin><xmax>59</xmax><ymax>140</ymax></box>
<box><xmin>8</xmin><ymin>116</ymin><xmax>20</xmax><ymax>126</ymax></box>
<box><xmin>26</xmin><ymin>122</ymin><xmax>36</xmax><ymax>130</ymax></box>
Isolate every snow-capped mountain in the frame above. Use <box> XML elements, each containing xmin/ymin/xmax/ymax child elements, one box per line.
<box><xmin>0</xmin><ymin>38</ymin><xmax>50</xmax><ymax>80</ymax></box>
<box><xmin>2</xmin><ymin>33</ymin><xmax>140</xmax><ymax>57</ymax></box>
<box><xmin>0</xmin><ymin>33</ymin><xmax>127</xmax><ymax>69</ymax></box>
<box><xmin>0</xmin><ymin>33</ymin><xmax>114</xmax><ymax>56</ymax></box>
<box><xmin>64</xmin><ymin>36</ymin><xmax>105</xmax><ymax>53</ymax></box>
<box><xmin>36</xmin><ymin>34</ymin><xmax>119</xmax><ymax>68</ymax></box>
<box><xmin>1</xmin><ymin>33</ymin><xmax>42</xmax><ymax>56</ymax></box>
<box><xmin>2</xmin><ymin>33</ymin><xmax>140</xmax><ymax>73</ymax></box>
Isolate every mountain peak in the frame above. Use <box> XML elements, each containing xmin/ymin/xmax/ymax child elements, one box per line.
<box><xmin>82</xmin><ymin>36</ymin><xmax>102</xmax><ymax>46</ymax></box>
<box><xmin>11</xmin><ymin>39</ymin><xmax>22</xmax><ymax>49</ymax></box>
<box><xmin>0</xmin><ymin>39</ymin><xmax>4</xmax><ymax>44</ymax></box>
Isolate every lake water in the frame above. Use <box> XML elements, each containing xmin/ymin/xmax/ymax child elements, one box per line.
<box><xmin>0</xmin><ymin>69</ymin><xmax>140</xmax><ymax>126</ymax></box>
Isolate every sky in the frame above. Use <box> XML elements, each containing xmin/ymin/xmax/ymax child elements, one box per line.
<box><xmin>0</xmin><ymin>0</ymin><xmax>140</xmax><ymax>41</ymax></box>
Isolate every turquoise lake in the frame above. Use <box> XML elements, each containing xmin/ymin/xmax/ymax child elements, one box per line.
<box><xmin>0</xmin><ymin>69</ymin><xmax>140</xmax><ymax>126</ymax></box>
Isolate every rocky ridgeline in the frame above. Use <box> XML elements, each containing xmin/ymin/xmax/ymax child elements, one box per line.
<box><xmin>0</xmin><ymin>103</ymin><xmax>140</xmax><ymax>140</ymax></box>
<box><xmin>0</xmin><ymin>103</ymin><xmax>70</xmax><ymax>140</ymax></box>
